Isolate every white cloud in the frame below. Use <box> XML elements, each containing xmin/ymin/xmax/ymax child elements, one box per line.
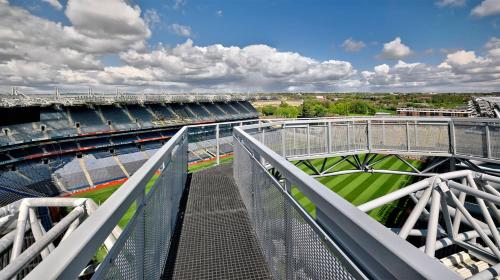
<box><xmin>114</xmin><ymin>39</ymin><xmax>355</xmax><ymax>91</ymax></box>
<box><xmin>341</xmin><ymin>38</ymin><xmax>366</xmax><ymax>53</ymax></box>
<box><xmin>216</xmin><ymin>10</ymin><xmax>223</xmax><ymax>17</ymax></box>
<box><xmin>445</xmin><ymin>50</ymin><xmax>481</xmax><ymax>65</ymax></box>
<box><xmin>379</xmin><ymin>37</ymin><xmax>412</xmax><ymax>60</ymax></box>
<box><xmin>41</xmin><ymin>0</ymin><xmax>63</xmax><ymax>10</ymax></box>
<box><xmin>144</xmin><ymin>9</ymin><xmax>161</xmax><ymax>29</ymax></box>
<box><xmin>173</xmin><ymin>0</ymin><xmax>186</xmax><ymax>10</ymax></box>
<box><xmin>65</xmin><ymin>0</ymin><xmax>150</xmax><ymax>43</ymax></box>
<box><xmin>436</xmin><ymin>0</ymin><xmax>466</xmax><ymax>7</ymax></box>
<box><xmin>0</xmin><ymin>1</ymin><xmax>499</xmax><ymax>93</ymax></box>
<box><xmin>471</xmin><ymin>0</ymin><xmax>500</xmax><ymax>17</ymax></box>
<box><xmin>169</xmin><ymin>23</ymin><xmax>192</xmax><ymax>37</ymax></box>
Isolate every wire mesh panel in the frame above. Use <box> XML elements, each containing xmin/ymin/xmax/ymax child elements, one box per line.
<box><xmin>94</xmin><ymin>133</ymin><xmax>188</xmax><ymax>280</ymax></box>
<box><xmin>350</xmin><ymin>122</ymin><xmax>368</xmax><ymax>151</ymax></box>
<box><xmin>234</xmin><ymin>139</ymin><xmax>357</xmax><ymax>280</ymax></box>
<box><xmin>330</xmin><ymin>123</ymin><xmax>349</xmax><ymax>152</ymax></box>
<box><xmin>284</xmin><ymin>127</ymin><xmax>308</xmax><ymax>157</ymax></box>
<box><xmin>409</xmin><ymin>122</ymin><xmax>449</xmax><ymax>152</ymax></box>
<box><xmin>310</xmin><ymin>125</ymin><xmax>328</xmax><ymax>155</ymax></box>
<box><xmin>454</xmin><ymin>123</ymin><xmax>488</xmax><ymax>158</ymax></box>
<box><xmin>371</xmin><ymin>122</ymin><xmax>408</xmax><ymax>151</ymax></box>
<box><xmin>491</xmin><ymin>125</ymin><xmax>500</xmax><ymax>160</ymax></box>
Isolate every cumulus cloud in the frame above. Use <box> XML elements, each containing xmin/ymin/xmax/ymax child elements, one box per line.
<box><xmin>114</xmin><ymin>39</ymin><xmax>355</xmax><ymax>91</ymax></box>
<box><xmin>341</xmin><ymin>38</ymin><xmax>366</xmax><ymax>53</ymax></box>
<box><xmin>169</xmin><ymin>23</ymin><xmax>192</xmax><ymax>37</ymax></box>
<box><xmin>41</xmin><ymin>0</ymin><xmax>63</xmax><ymax>10</ymax></box>
<box><xmin>0</xmin><ymin>0</ymin><xmax>499</xmax><ymax>93</ymax></box>
<box><xmin>379</xmin><ymin>37</ymin><xmax>412</xmax><ymax>60</ymax></box>
<box><xmin>65</xmin><ymin>0</ymin><xmax>150</xmax><ymax>46</ymax></box>
<box><xmin>471</xmin><ymin>0</ymin><xmax>500</xmax><ymax>17</ymax></box>
<box><xmin>436</xmin><ymin>0</ymin><xmax>466</xmax><ymax>7</ymax></box>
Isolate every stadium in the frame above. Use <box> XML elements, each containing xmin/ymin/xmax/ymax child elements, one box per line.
<box><xmin>0</xmin><ymin>92</ymin><xmax>500</xmax><ymax>280</ymax></box>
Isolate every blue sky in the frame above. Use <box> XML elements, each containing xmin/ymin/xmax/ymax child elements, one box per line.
<box><xmin>1</xmin><ymin>0</ymin><xmax>500</xmax><ymax>93</ymax></box>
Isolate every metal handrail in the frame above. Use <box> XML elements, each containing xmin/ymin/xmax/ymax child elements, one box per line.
<box><xmin>240</xmin><ymin>117</ymin><xmax>500</xmax><ymax>164</ymax></box>
<box><xmin>233</xmin><ymin>120</ymin><xmax>463</xmax><ymax>279</ymax></box>
<box><xmin>24</xmin><ymin>126</ymin><xmax>188</xmax><ymax>279</ymax></box>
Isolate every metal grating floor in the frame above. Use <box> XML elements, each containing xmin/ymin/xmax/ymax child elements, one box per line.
<box><xmin>164</xmin><ymin>163</ymin><xmax>271</xmax><ymax>280</ymax></box>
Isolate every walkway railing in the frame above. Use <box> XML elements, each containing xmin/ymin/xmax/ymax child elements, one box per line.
<box><xmin>25</xmin><ymin>127</ymin><xmax>188</xmax><ymax>279</ymax></box>
<box><xmin>231</xmin><ymin>117</ymin><xmax>497</xmax><ymax>279</ymax></box>
<box><xmin>245</xmin><ymin>117</ymin><xmax>500</xmax><ymax>164</ymax></box>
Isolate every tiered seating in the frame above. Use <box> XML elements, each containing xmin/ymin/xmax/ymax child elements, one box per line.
<box><xmin>202</xmin><ymin>103</ymin><xmax>228</xmax><ymax>120</ymax></box>
<box><xmin>185</xmin><ymin>103</ymin><xmax>212</xmax><ymax>120</ymax></box>
<box><xmin>9</xmin><ymin>146</ymin><xmax>44</xmax><ymax>158</ymax></box>
<box><xmin>168</xmin><ymin>103</ymin><xmax>195</xmax><ymax>119</ymax></box>
<box><xmin>54</xmin><ymin>158</ymin><xmax>88</xmax><ymax>191</ymax></box>
<box><xmin>114</xmin><ymin>145</ymin><xmax>140</xmax><ymax>155</ymax></box>
<box><xmin>79</xmin><ymin>138</ymin><xmax>111</xmax><ymax>148</ymax></box>
<box><xmin>8</xmin><ymin>123</ymin><xmax>45</xmax><ymax>143</ymax></box>
<box><xmin>0</xmin><ymin>170</ymin><xmax>46</xmax><ymax>199</ymax></box>
<box><xmin>84</xmin><ymin>155</ymin><xmax>126</xmax><ymax>185</ymax></box>
<box><xmin>112</xmin><ymin>134</ymin><xmax>138</xmax><ymax>145</ymax></box>
<box><xmin>148</xmin><ymin>104</ymin><xmax>177</xmax><ymax>120</ymax></box>
<box><xmin>126</xmin><ymin>105</ymin><xmax>155</xmax><ymax>128</ymax></box>
<box><xmin>239</xmin><ymin>101</ymin><xmax>258</xmax><ymax>114</ymax></box>
<box><xmin>218</xmin><ymin>102</ymin><xmax>239</xmax><ymax>116</ymax></box>
<box><xmin>41</xmin><ymin>107</ymin><xmax>77</xmax><ymax>138</ymax></box>
<box><xmin>117</xmin><ymin>151</ymin><xmax>147</xmax><ymax>174</ymax></box>
<box><xmin>100</xmin><ymin>106</ymin><xmax>137</xmax><ymax>130</ymax></box>
<box><xmin>141</xmin><ymin>141</ymin><xmax>163</xmax><ymax>150</ymax></box>
<box><xmin>69</xmin><ymin>106</ymin><xmax>108</xmax><ymax>133</ymax></box>
<box><xmin>0</xmin><ymin>189</ymin><xmax>27</xmax><ymax>207</ymax></box>
<box><xmin>17</xmin><ymin>163</ymin><xmax>59</xmax><ymax>196</ymax></box>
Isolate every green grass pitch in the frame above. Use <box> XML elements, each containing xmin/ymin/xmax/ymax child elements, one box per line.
<box><xmin>291</xmin><ymin>155</ymin><xmax>423</xmax><ymax>223</ymax></box>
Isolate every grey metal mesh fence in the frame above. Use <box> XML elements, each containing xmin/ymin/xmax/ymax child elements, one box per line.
<box><xmin>454</xmin><ymin>123</ymin><xmax>487</xmax><ymax>157</ymax></box>
<box><xmin>94</xmin><ymin>134</ymin><xmax>188</xmax><ymax>279</ymax></box>
<box><xmin>310</xmin><ymin>125</ymin><xmax>328</xmax><ymax>155</ymax></box>
<box><xmin>409</xmin><ymin>122</ymin><xmax>449</xmax><ymax>152</ymax></box>
<box><xmin>491</xmin><ymin>125</ymin><xmax>500</xmax><ymax>160</ymax></box>
<box><xmin>330</xmin><ymin>123</ymin><xmax>349</xmax><ymax>152</ymax></box>
<box><xmin>371</xmin><ymin>122</ymin><xmax>407</xmax><ymax>151</ymax></box>
<box><xmin>351</xmin><ymin>123</ymin><xmax>368</xmax><ymax>151</ymax></box>
<box><xmin>234</xmin><ymin>139</ymin><xmax>357</xmax><ymax>280</ymax></box>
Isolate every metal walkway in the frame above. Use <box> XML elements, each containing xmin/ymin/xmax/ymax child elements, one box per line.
<box><xmin>164</xmin><ymin>163</ymin><xmax>271</xmax><ymax>280</ymax></box>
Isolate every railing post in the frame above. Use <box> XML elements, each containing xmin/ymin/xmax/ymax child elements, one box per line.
<box><xmin>486</xmin><ymin>123</ymin><xmax>492</xmax><ymax>159</ymax></box>
<box><xmin>367</xmin><ymin>120</ymin><xmax>371</xmax><ymax>151</ymax></box>
<box><xmin>281</xmin><ymin>124</ymin><xmax>286</xmax><ymax>157</ymax></box>
<box><xmin>307</xmin><ymin>124</ymin><xmax>311</xmax><ymax>156</ymax></box>
<box><xmin>346</xmin><ymin>122</ymin><xmax>350</xmax><ymax>151</ymax></box>
<box><xmin>449</xmin><ymin>120</ymin><xmax>456</xmax><ymax>155</ymax></box>
<box><xmin>327</xmin><ymin>121</ymin><xmax>332</xmax><ymax>154</ymax></box>
<box><xmin>216</xmin><ymin>123</ymin><xmax>220</xmax><ymax>165</ymax></box>
<box><xmin>283</xmin><ymin>179</ymin><xmax>294</xmax><ymax>280</ymax></box>
<box><xmin>406</xmin><ymin>121</ymin><xmax>410</xmax><ymax>151</ymax></box>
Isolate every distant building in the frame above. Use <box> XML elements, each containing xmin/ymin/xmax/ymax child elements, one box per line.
<box><xmin>396</xmin><ymin>107</ymin><xmax>472</xmax><ymax>117</ymax></box>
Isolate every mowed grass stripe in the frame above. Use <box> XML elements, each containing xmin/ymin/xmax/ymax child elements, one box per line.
<box><xmin>340</xmin><ymin>158</ymin><xmax>401</xmax><ymax>203</ymax></box>
<box><xmin>291</xmin><ymin>155</ymin><xmax>423</xmax><ymax>222</ymax></box>
<box><xmin>347</xmin><ymin>159</ymin><xmax>413</xmax><ymax>206</ymax></box>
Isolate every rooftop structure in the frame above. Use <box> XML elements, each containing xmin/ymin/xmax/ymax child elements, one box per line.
<box><xmin>1</xmin><ymin>116</ymin><xmax>500</xmax><ymax>279</ymax></box>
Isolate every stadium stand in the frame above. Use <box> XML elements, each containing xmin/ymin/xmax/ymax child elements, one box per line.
<box><xmin>125</xmin><ymin>105</ymin><xmax>155</xmax><ymax>128</ymax></box>
<box><xmin>68</xmin><ymin>106</ymin><xmax>109</xmax><ymax>133</ymax></box>
<box><xmin>0</xmin><ymin>95</ymin><xmax>259</xmax><ymax>206</ymax></box>
<box><xmin>99</xmin><ymin>105</ymin><xmax>138</xmax><ymax>130</ymax></box>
